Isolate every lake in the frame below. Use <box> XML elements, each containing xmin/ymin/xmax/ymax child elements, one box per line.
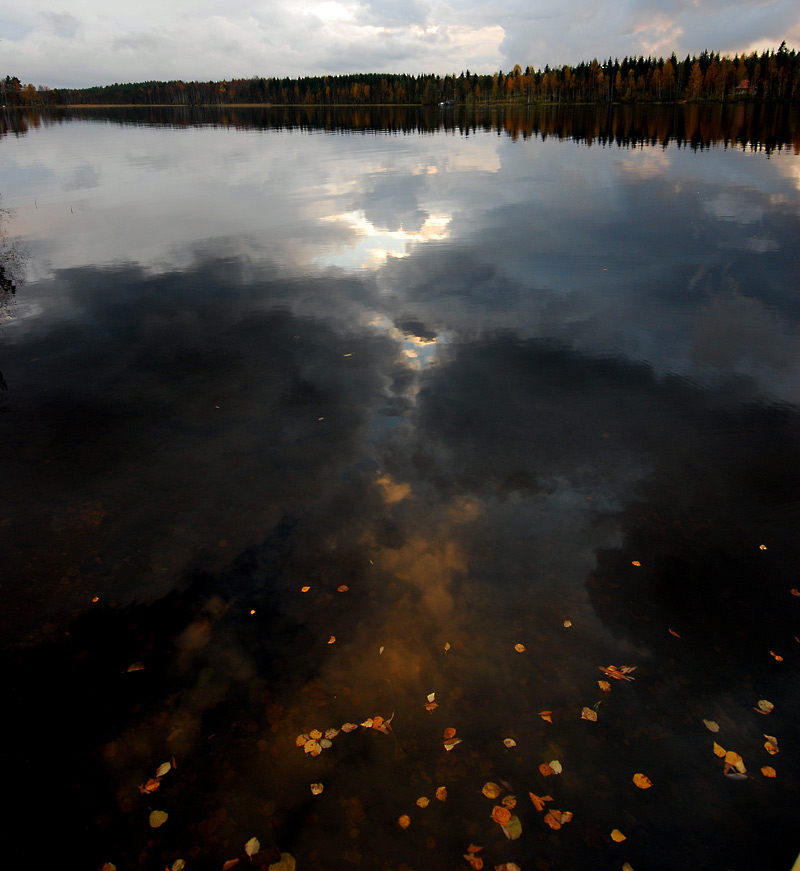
<box><xmin>1</xmin><ymin>104</ymin><xmax>800</xmax><ymax>871</ymax></box>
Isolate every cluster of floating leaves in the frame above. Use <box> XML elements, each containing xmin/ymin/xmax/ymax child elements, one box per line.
<box><xmin>296</xmin><ymin>713</ymin><xmax>395</xmax><ymax>758</ymax></box>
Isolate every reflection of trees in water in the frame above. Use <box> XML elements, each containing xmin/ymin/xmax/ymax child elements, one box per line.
<box><xmin>0</xmin><ymin>196</ymin><xmax>26</xmax><ymax>403</ymax></box>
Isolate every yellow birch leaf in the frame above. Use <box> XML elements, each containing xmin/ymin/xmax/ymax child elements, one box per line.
<box><xmin>397</xmin><ymin>814</ymin><xmax>411</xmax><ymax>829</ymax></box>
<box><xmin>610</xmin><ymin>828</ymin><xmax>626</xmax><ymax>842</ymax></box>
<box><xmin>563</xmin><ymin>620</ymin><xmax>572</xmax><ymax>628</ymax></box>
<box><xmin>755</xmin><ymin>699</ymin><xmax>774</xmax><ymax>715</ymax></box>
<box><xmin>156</xmin><ymin>762</ymin><xmax>171</xmax><ymax>777</ymax></box>
<box><xmin>503</xmin><ymin>738</ymin><xmax>517</xmax><ymax>748</ymax></box>
<box><xmin>598</xmin><ymin>680</ymin><xmax>611</xmax><ymax>691</ymax></box>
<box><xmin>712</xmin><ymin>742</ymin><xmax>726</xmax><ymax>758</ymax></box>
<box><xmin>149</xmin><ymin>810</ymin><xmax>168</xmax><ymax>828</ymax></box>
<box><xmin>764</xmin><ymin>737</ymin><xmax>779</xmax><ymax>755</ymax></box>
<box><xmin>514</xmin><ymin>643</ymin><xmax>526</xmax><ymax>653</ymax></box>
<box><xmin>245</xmin><ymin>838</ymin><xmax>260</xmax><ymax>857</ymax></box>
<box><xmin>309</xmin><ymin>729</ymin><xmax>322</xmax><ymax>740</ymax></box>
<box><xmin>310</xmin><ymin>782</ymin><xmax>324</xmax><ymax>795</ymax></box>
<box><xmin>702</xmin><ymin>719</ymin><xmax>720</xmax><ymax>732</ymax></box>
<box><xmin>549</xmin><ymin>759</ymin><xmax>562</xmax><ymax>774</ymax></box>
<box><xmin>435</xmin><ymin>786</ymin><xmax>447</xmax><ymax>801</ymax></box>
<box><xmin>482</xmin><ymin>782</ymin><xmax>502</xmax><ymax>799</ymax></box>
<box><xmin>632</xmin><ymin>773</ymin><xmax>652</xmax><ymax>789</ymax></box>
<box><xmin>761</xmin><ymin>766</ymin><xmax>777</xmax><ymax>778</ymax></box>
<box><xmin>416</xmin><ymin>796</ymin><xmax>429</xmax><ymax>808</ymax></box>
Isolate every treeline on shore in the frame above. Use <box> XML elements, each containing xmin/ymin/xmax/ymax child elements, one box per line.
<box><xmin>3</xmin><ymin>44</ymin><xmax>799</xmax><ymax>108</ymax></box>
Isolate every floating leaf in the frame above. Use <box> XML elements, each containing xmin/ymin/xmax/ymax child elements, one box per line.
<box><xmin>549</xmin><ymin>759</ymin><xmax>562</xmax><ymax>774</ymax></box>
<box><xmin>764</xmin><ymin>735</ymin><xmax>779</xmax><ymax>755</ymax></box>
<box><xmin>529</xmin><ymin>792</ymin><xmax>553</xmax><ymax>812</ymax></box>
<box><xmin>668</xmin><ymin>628</ymin><xmax>681</xmax><ymax>637</ymax></box>
<box><xmin>296</xmin><ymin>734</ymin><xmax>307</xmax><ymax>746</ymax></box>
<box><xmin>444</xmin><ymin>737</ymin><xmax>462</xmax><ymax>751</ymax></box>
<box><xmin>397</xmin><ymin>814</ymin><xmax>411</xmax><ymax>829</ymax></box>
<box><xmin>140</xmin><ymin>778</ymin><xmax>161</xmax><ymax>794</ymax></box>
<box><xmin>360</xmin><ymin>717</ymin><xmax>374</xmax><ymax>729</ymax></box>
<box><xmin>543</xmin><ymin>810</ymin><xmax>562</xmax><ymax>830</ymax></box>
<box><xmin>622</xmin><ymin>865</ymin><xmax>634</xmax><ymax>871</ymax></box>
<box><xmin>444</xmin><ymin>642</ymin><xmax>451</xmax><ymax>652</ymax></box>
<box><xmin>463</xmin><ymin>854</ymin><xmax>484</xmax><ymax>871</ymax></box>
<box><xmin>443</xmin><ymin>727</ymin><xmax>457</xmax><ymax>739</ymax></box>
<box><xmin>482</xmin><ymin>782</ymin><xmax>502</xmax><ymax>799</ymax></box>
<box><xmin>324</xmin><ymin>728</ymin><xmax>339</xmax><ymax>739</ymax></box>
<box><xmin>769</xmin><ymin>650</ymin><xmax>783</xmax><ymax>661</ymax></box>
<box><xmin>632</xmin><ymin>773</ymin><xmax>652</xmax><ymax>789</ymax></box>
<box><xmin>327</xmin><ymin>636</ymin><xmax>336</xmax><ymax>644</ymax></box>
<box><xmin>631</xmin><ymin>560</ymin><xmax>641</xmax><ymax>566</ymax></box>
<box><xmin>310</xmin><ymin>782</ymin><xmax>324</xmax><ymax>795</ymax></box>
<box><xmin>514</xmin><ymin>643</ymin><xmax>526</xmax><ymax>653</ymax></box>
<box><xmin>245</xmin><ymin>837</ymin><xmax>260</xmax><ymax>857</ymax></box>
<box><xmin>467</xmin><ymin>844</ymin><xmax>483</xmax><ymax>854</ymax></box>
<box><xmin>599</xmin><ymin>665</ymin><xmax>636</xmax><ymax>681</ymax></box>
<box><xmin>539</xmin><ymin>763</ymin><xmax>554</xmax><ymax>777</ymax></box>
<box><xmin>598</xmin><ymin>680</ymin><xmax>611</xmax><ymax>692</ymax></box>
<box><xmin>301</xmin><ymin>586</ymin><xmax>310</xmax><ymax>593</ymax></box>
<box><xmin>156</xmin><ymin>761</ymin><xmax>172</xmax><ymax>777</ymax></box>
<box><xmin>425</xmin><ymin>701</ymin><xmax>439</xmax><ymax>712</ymax></box>
<box><xmin>754</xmin><ymin>700</ymin><xmax>774</xmax><ymax>715</ymax></box>
<box><xmin>724</xmin><ymin>750</ymin><xmax>746</xmax><ymax>774</ymax></box>
<box><xmin>501</xmin><ymin>795</ymin><xmax>517</xmax><ymax>810</ymax></box>
<box><xmin>436</xmin><ymin>786</ymin><xmax>447</xmax><ymax>801</ymax></box>
<box><xmin>223</xmin><ymin>861</ymin><xmax>240</xmax><ymax>871</ymax></box>
<box><xmin>761</xmin><ymin>766</ymin><xmax>777</xmax><ymax>778</ymax></box>
<box><xmin>372</xmin><ymin>716</ymin><xmax>384</xmax><ymax>730</ymax></box>
<box><xmin>712</xmin><ymin>742</ymin><xmax>726</xmax><ymax>758</ymax></box>
<box><xmin>702</xmin><ymin>719</ymin><xmax>720</xmax><ymax>733</ymax></box>
<box><xmin>171</xmin><ymin>861</ymin><xmax>186</xmax><ymax>871</ymax></box>
<box><xmin>502</xmin><ymin>815</ymin><xmax>522</xmax><ymax>840</ymax></box>
<box><xmin>581</xmin><ymin>706</ymin><xmax>598</xmax><ymax>722</ymax></box>
<box><xmin>149</xmin><ymin>810</ymin><xmax>168</xmax><ymax>828</ymax></box>
<box><xmin>309</xmin><ymin>729</ymin><xmax>322</xmax><ymax>740</ymax></box>
<box><xmin>379</xmin><ymin>646</ymin><xmax>384</xmax><ymax>654</ymax></box>
<box><xmin>610</xmin><ymin>828</ymin><xmax>626</xmax><ymax>842</ymax></box>
<box><xmin>503</xmin><ymin>738</ymin><xmax>517</xmax><ymax>748</ymax></box>
<box><xmin>563</xmin><ymin>620</ymin><xmax>572</xmax><ymax>628</ymax></box>
<box><xmin>340</xmin><ymin>722</ymin><xmax>358</xmax><ymax>733</ymax></box>
<box><xmin>494</xmin><ymin>864</ymin><xmax>521</xmax><ymax>871</ymax></box>
<box><xmin>491</xmin><ymin>805</ymin><xmax>512</xmax><ymax>826</ymax></box>
<box><xmin>127</xmin><ymin>662</ymin><xmax>145</xmax><ymax>672</ymax></box>
<box><xmin>337</xmin><ymin>585</ymin><xmax>349</xmax><ymax>592</ymax></box>
<box><xmin>427</xmin><ymin>692</ymin><xmax>436</xmax><ymax>702</ymax></box>
<box><xmin>416</xmin><ymin>796</ymin><xmax>430</xmax><ymax>808</ymax></box>
<box><xmin>539</xmin><ymin>710</ymin><xmax>553</xmax><ymax>723</ymax></box>
<box><xmin>266</xmin><ymin>853</ymin><xmax>296</xmax><ymax>871</ymax></box>
<box><xmin>791</xmin><ymin>589</ymin><xmax>800</xmax><ymax>597</ymax></box>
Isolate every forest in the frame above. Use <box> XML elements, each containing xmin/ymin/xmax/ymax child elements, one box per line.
<box><xmin>2</xmin><ymin>44</ymin><xmax>799</xmax><ymax>107</ymax></box>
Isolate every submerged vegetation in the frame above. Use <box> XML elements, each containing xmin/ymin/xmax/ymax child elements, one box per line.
<box><xmin>2</xmin><ymin>44</ymin><xmax>799</xmax><ymax>107</ymax></box>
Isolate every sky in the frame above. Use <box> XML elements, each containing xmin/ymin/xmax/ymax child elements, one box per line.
<box><xmin>2</xmin><ymin>0</ymin><xmax>799</xmax><ymax>88</ymax></box>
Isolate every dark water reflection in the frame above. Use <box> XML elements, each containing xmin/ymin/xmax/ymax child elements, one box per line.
<box><xmin>2</xmin><ymin>106</ymin><xmax>800</xmax><ymax>870</ymax></box>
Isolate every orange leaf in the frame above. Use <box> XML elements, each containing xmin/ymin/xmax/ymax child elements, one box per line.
<box><xmin>712</xmin><ymin>742</ymin><xmax>726</xmax><ymax>758</ymax></box>
<box><xmin>127</xmin><ymin>662</ymin><xmax>145</xmax><ymax>672</ymax></box>
<box><xmin>538</xmin><ymin>762</ymin><xmax>554</xmax><ymax>777</ymax></box>
<box><xmin>539</xmin><ymin>710</ymin><xmax>553</xmax><ymax>723</ymax></box>
<box><xmin>462</xmin><ymin>856</ymin><xmax>483</xmax><ymax>871</ymax></box>
<box><xmin>337</xmin><ymin>585</ymin><xmax>349</xmax><ymax>592</ymax></box>
<box><xmin>491</xmin><ymin>806</ymin><xmax>512</xmax><ymax>826</ymax></box>
<box><xmin>397</xmin><ymin>814</ymin><xmax>411</xmax><ymax>829</ymax></box>
<box><xmin>435</xmin><ymin>786</ymin><xmax>447</xmax><ymax>801</ymax></box>
<box><xmin>598</xmin><ymin>680</ymin><xmax>611</xmax><ymax>692</ymax></box>
<box><xmin>610</xmin><ymin>829</ymin><xmax>626</xmax><ymax>843</ymax></box>
<box><xmin>529</xmin><ymin>792</ymin><xmax>553</xmax><ymax>812</ymax></box>
<box><xmin>443</xmin><ymin>727</ymin><xmax>457</xmax><ymax>739</ymax></box>
<box><xmin>761</xmin><ymin>766</ymin><xmax>777</xmax><ymax>778</ymax></box>
<box><xmin>668</xmin><ymin>628</ymin><xmax>681</xmax><ymax>637</ymax></box>
<box><xmin>769</xmin><ymin>650</ymin><xmax>783</xmax><ymax>661</ymax></box>
<box><xmin>372</xmin><ymin>716</ymin><xmax>384</xmax><ymax>730</ymax></box>
<box><xmin>632</xmin><ymin>773</ymin><xmax>652</xmax><ymax>789</ymax></box>
<box><xmin>222</xmin><ymin>860</ymin><xmax>240</xmax><ymax>871</ymax></box>
<box><xmin>543</xmin><ymin>810</ymin><xmax>561</xmax><ymax>830</ymax></box>
<box><xmin>466</xmin><ymin>844</ymin><xmax>483</xmax><ymax>853</ymax></box>
<box><xmin>481</xmin><ymin>782</ymin><xmax>502</xmax><ymax>799</ymax></box>
<box><xmin>790</xmin><ymin>589</ymin><xmax>800</xmax><ymax>597</ymax></box>
<box><xmin>514</xmin><ymin>643</ymin><xmax>526</xmax><ymax>653</ymax></box>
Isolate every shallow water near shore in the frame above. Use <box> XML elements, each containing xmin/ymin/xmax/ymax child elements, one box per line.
<box><xmin>1</xmin><ymin>104</ymin><xmax>800</xmax><ymax>871</ymax></box>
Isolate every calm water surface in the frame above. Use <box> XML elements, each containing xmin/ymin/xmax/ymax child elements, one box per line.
<box><xmin>2</xmin><ymin>106</ymin><xmax>800</xmax><ymax>870</ymax></box>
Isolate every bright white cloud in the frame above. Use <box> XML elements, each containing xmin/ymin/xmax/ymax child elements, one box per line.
<box><xmin>1</xmin><ymin>0</ymin><xmax>798</xmax><ymax>87</ymax></box>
